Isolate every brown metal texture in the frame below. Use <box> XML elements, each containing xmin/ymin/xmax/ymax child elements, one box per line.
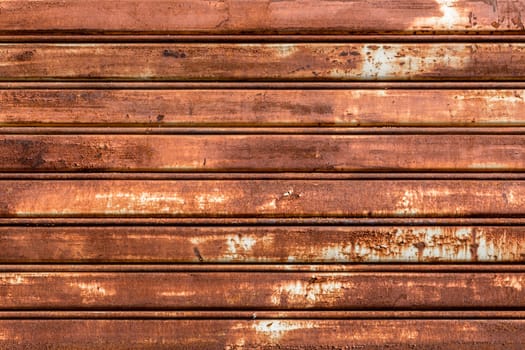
<box><xmin>0</xmin><ymin>0</ymin><xmax>523</xmax><ymax>35</ymax></box>
<box><xmin>1</xmin><ymin>43</ymin><xmax>525</xmax><ymax>81</ymax></box>
<box><xmin>1</xmin><ymin>134</ymin><xmax>525</xmax><ymax>172</ymax></box>
<box><xmin>0</xmin><ymin>319</ymin><xmax>524</xmax><ymax>349</ymax></box>
<box><xmin>1</xmin><ymin>179</ymin><xmax>524</xmax><ymax>217</ymax></box>
<box><xmin>1</xmin><ymin>89</ymin><xmax>525</xmax><ymax>127</ymax></box>
<box><xmin>0</xmin><ymin>225</ymin><xmax>520</xmax><ymax>263</ymax></box>
<box><xmin>2</xmin><ymin>271</ymin><xmax>525</xmax><ymax>309</ymax></box>
<box><xmin>1</xmin><ymin>0</ymin><xmax>525</xmax><ymax>348</ymax></box>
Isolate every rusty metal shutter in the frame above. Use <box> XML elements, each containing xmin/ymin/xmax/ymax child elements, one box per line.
<box><xmin>0</xmin><ymin>1</ymin><xmax>524</xmax><ymax>348</ymax></box>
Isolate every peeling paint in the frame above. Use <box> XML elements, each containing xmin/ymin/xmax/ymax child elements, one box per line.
<box><xmin>94</xmin><ymin>192</ymin><xmax>185</xmax><ymax>205</ymax></box>
<box><xmin>225</xmin><ymin>234</ymin><xmax>258</xmax><ymax>257</ymax></box>
<box><xmin>1</xmin><ymin>275</ymin><xmax>25</xmax><ymax>285</ymax></box>
<box><xmin>70</xmin><ymin>282</ymin><xmax>116</xmax><ymax>303</ymax></box>
<box><xmin>271</xmin><ymin>279</ymin><xmax>344</xmax><ymax>305</ymax></box>
<box><xmin>93</xmin><ymin>192</ymin><xmax>185</xmax><ymax>214</ymax></box>
<box><xmin>494</xmin><ymin>276</ymin><xmax>524</xmax><ymax>292</ymax></box>
<box><xmin>195</xmin><ymin>193</ymin><xmax>226</xmax><ymax>210</ymax></box>
<box><xmin>274</xmin><ymin>44</ymin><xmax>297</xmax><ymax>57</ymax></box>
<box><xmin>412</xmin><ymin>0</ymin><xmax>462</xmax><ymax>29</ymax></box>
<box><xmin>395</xmin><ymin>190</ymin><xmax>420</xmax><ymax>216</ymax></box>
<box><xmin>159</xmin><ymin>291</ymin><xmax>196</xmax><ymax>297</ymax></box>
<box><xmin>252</xmin><ymin>320</ymin><xmax>314</xmax><ymax>342</ymax></box>
<box><xmin>358</xmin><ymin>44</ymin><xmax>469</xmax><ymax>80</ymax></box>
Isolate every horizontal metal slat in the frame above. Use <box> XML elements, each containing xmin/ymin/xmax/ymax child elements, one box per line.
<box><xmin>1</xmin><ymin>179</ymin><xmax>524</xmax><ymax>218</ymax></box>
<box><xmin>0</xmin><ymin>134</ymin><xmax>524</xmax><ymax>172</ymax></box>
<box><xmin>0</xmin><ymin>0</ymin><xmax>521</xmax><ymax>35</ymax></box>
<box><xmin>0</xmin><ymin>225</ymin><xmax>521</xmax><ymax>263</ymax></box>
<box><xmin>1</xmin><ymin>89</ymin><xmax>525</xmax><ymax>127</ymax></box>
<box><xmin>0</xmin><ymin>43</ymin><xmax>524</xmax><ymax>81</ymax></box>
<box><xmin>0</xmin><ymin>319</ymin><xmax>524</xmax><ymax>349</ymax></box>
<box><xmin>0</xmin><ymin>272</ymin><xmax>524</xmax><ymax>309</ymax></box>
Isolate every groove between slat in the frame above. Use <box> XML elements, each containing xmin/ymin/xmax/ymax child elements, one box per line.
<box><xmin>1</xmin><ymin>173</ymin><xmax>525</xmax><ymax>180</ymax></box>
<box><xmin>0</xmin><ymin>264</ymin><xmax>523</xmax><ymax>272</ymax></box>
<box><xmin>2</xmin><ymin>127</ymin><xmax>525</xmax><ymax>134</ymax></box>
<box><xmin>0</xmin><ymin>310</ymin><xmax>523</xmax><ymax>319</ymax></box>
<box><xmin>6</xmin><ymin>35</ymin><xmax>525</xmax><ymax>43</ymax></box>
<box><xmin>0</xmin><ymin>217</ymin><xmax>525</xmax><ymax>226</ymax></box>
<box><xmin>2</xmin><ymin>82</ymin><xmax>525</xmax><ymax>89</ymax></box>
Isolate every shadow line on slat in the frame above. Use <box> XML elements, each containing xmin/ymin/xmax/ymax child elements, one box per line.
<box><xmin>0</xmin><ymin>264</ymin><xmax>524</xmax><ymax>272</ymax></box>
<box><xmin>3</xmin><ymin>127</ymin><xmax>525</xmax><ymax>134</ymax></box>
<box><xmin>4</xmin><ymin>82</ymin><xmax>525</xmax><ymax>89</ymax></box>
<box><xmin>1</xmin><ymin>173</ymin><xmax>525</xmax><ymax>180</ymax></box>
<box><xmin>6</xmin><ymin>35</ymin><xmax>525</xmax><ymax>43</ymax></box>
<box><xmin>0</xmin><ymin>310</ymin><xmax>524</xmax><ymax>319</ymax></box>
<box><xmin>1</xmin><ymin>218</ymin><xmax>525</xmax><ymax>226</ymax></box>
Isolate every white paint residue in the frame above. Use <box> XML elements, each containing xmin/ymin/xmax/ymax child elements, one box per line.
<box><xmin>159</xmin><ymin>291</ymin><xmax>196</xmax><ymax>297</ymax></box>
<box><xmin>358</xmin><ymin>43</ymin><xmax>468</xmax><ymax>80</ymax></box>
<box><xmin>257</xmin><ymin>199</ymin><xmax>277</xmax><ymax>211</ymax></box>
<box><xmin>271</xmin><ymin>280</ymin><xmax>343</xmax><ymax>304</ymax></box>
<box><xmin>274</xmin><ymin>44</ymin><xmax>297</xmax><ymax>57</ymax></box>
<box><xmin>487</xmin><ymin>94</ymin><xmax>525</xmax><ymax>104</ymax></box>
<box><xmin>412</xmin><ymin>0</ymin><xmax>462</xmax><ymax>29</ymax></box>
<box><xmin>71</xmin><ymin>282</ymin><xmax>116</xmax><ymax>303</ymax></box>
<box><xmin>252</xmin><ymin>321</ymin><xmax>313</xmax><ymax>342</ymax></box>
<box><xmin>494</xmin><ymin>276</ymin><xmax>524</xmax><ymax>292</ymax></box>
<box><xmin>360</xmin><ymin>45</ymin><xmax>402</xmax><ymax>79</ymax></box>
<box><xmin>195</xmin><ymin>193</ymin><xmax>226</xmax><ymax>210</ymax></box>
<box><xmin>320</xmin><ymin>246</ymin><xmax>348</xmax><ymax>261</ymax></box>
<box><xmin>282</xmin><ymin>190</ymin><xmax>291</xmax><ymax>197</ymax></box>
<box><xmin>395</xmin><ymin>190</ymin><xmax>420</xmax><ymax>216</ymax></box>
<box><xmin>95</xmin><ymin>192</ymin><xmax>185</xmax><ymax>205</ymax></box>
<box><xmin>190</xmin><ymin>236</ymin><xmax>210</xmax><ymax>245</ymax></box>
<box><xmin>225</xmin><ymin>235</ymin><xmax>258</xmax><ymax>257</ymax></box>
<box><xmin>2</xmin><ymin>275</ymin><xmax>24</xmax><ymax>285</ymax></box>
<box><xmin>94</xmin><ymin>192</ymin><xmax>185</xmax><ymax>214</ymax></box>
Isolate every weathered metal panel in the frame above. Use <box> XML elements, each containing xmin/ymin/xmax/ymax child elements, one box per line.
<box><xmin>0</xmin><ymin>225</ymin><xmax>521</xmax><ymax>263</ymax></box>
<box><xmin>2</xmin><ymin>89</ymin><xmax>525</xmax><ymax>127</ymax></box>
<box><xmin>0</xmin><ymin>43</ymin><xmax>525</xmax><ymax>81</ymax></box>
<box><xmin>1</xmin><ymin>134</ymin><xmax>525</xmax><ymax>172</ymax></box>
<box><xmin>0</xmin><ymin>180</ymin><xmax>523</xmax><ymax>218</ymax></box>
<box><xmin>0</xmin><ymin>272</ymin><xmax>524</xmax><ymax>309</ymax></box>
<box><xmin>14</xmin><ymin>134</ymin><xmax>525</xmax><ymax>170</ymax></box>
<box><xmin>0</xmin><ymin>319</ymin><xmax>524</xmax><ymax>349</ymax></box>
<box><xmin>1</xmin><ymin>0</ymin><xmax>523</xmax><ymax>348</ymax></box>
<box><xmin>0</xmin><ymin>0</ymin><xmax>523</xmax><ymax>34</ymax></box>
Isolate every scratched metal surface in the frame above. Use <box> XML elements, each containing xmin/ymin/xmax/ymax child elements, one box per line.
<box><xmin>0</xmin><ymin>0</ymin><xmax>525</xmax><ymax>348</ymax></box>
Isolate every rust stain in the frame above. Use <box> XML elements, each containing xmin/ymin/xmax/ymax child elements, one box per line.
<box><xmin>270</xmin><ymin>277</ymin><xmax>344</xmax><ymax>306</ymax></box>
<box><xmin>1</xmin><ymin>89</ymin><xmax>525</xmax><ymax>127</ymax></box>
<box><xmin>2</xmin><ymin>0</ymin><xmax>524</xmax><ymax>34</ymax></box>
<box><xmin>0</xmin><ymin>226</ymin><xmax>521</xmax><ymax>263</ymax></box>
<box><xmin>3</xmin><ymin>180</ymin><xmax>525</xmax><ymax>218</ymax></box>
<box><xmin>0</xmin><ymin>0</ymin><xmax>523</xmax><ymax>348</ymax></box>
<box><xmin>0</xmin><ymin>272</ymin><xmax>524</xmax><ymax>310</ymax></box>
<box><xmin>1</xmin><ymin>134</ymin><xmax>524</xmax><ymax>172</ymax></box>
<box><xmin>0</xmin><ymin>43</ymin><xmax>523</xmax><ymax>81</ymax></box>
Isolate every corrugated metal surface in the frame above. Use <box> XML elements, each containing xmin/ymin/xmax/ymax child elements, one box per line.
<box><xmin>1</xmin><ymin>0</ymin><xmax>525</xmax><ymax>348</ymax></box>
